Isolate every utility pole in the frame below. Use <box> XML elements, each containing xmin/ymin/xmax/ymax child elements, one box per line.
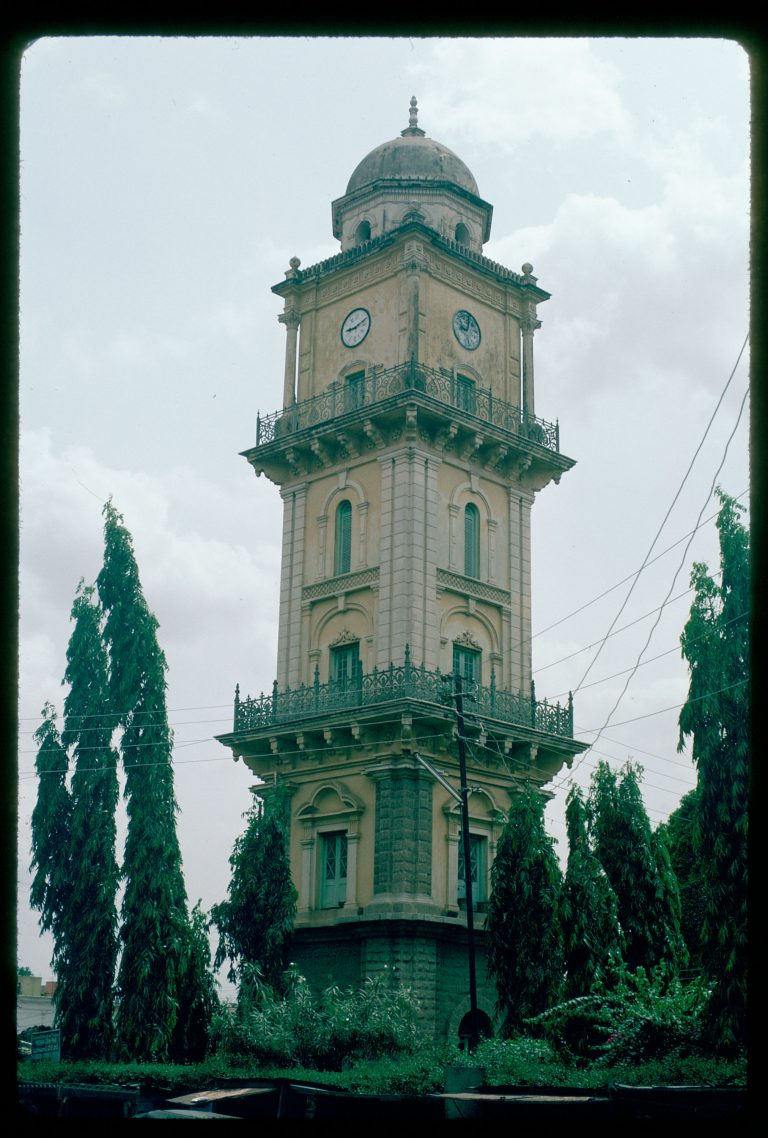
<box><xmin>454</xmin><ymin>672</ymin><xmax>479</xmax><ymax>1051</ymax></box>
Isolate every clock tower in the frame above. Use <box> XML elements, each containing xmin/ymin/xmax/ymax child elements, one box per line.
<box><xmin>218</xmin><ymin>99</ymin><xmax>587</xmax><ymax>1040</ymax></box>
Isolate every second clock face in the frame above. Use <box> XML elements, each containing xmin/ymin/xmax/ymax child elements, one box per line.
<box><xmin>453</xmin><ymin>309</ymin><xmax>481</xmax><ymax>350</ymax></box>
<box><xmin>341</xmin><ymin>307</ymin><xmax>371</xmax><ymax>347</ymax></box>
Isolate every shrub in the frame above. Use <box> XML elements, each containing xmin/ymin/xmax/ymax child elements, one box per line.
<box><xmin>527</xmin><ymin>964</ymin><xmax>713</xmax><ymax>1065</ymax></box>
<box><xmin>209</xmin><ymin>968</ymin><xmax>423</xmax><ymax>1070</ymax></box>
<box><xmin>344</xmin><ymin>1046</ymin><xmax>456</xmax><ymax>1095</ymax></box>
<box><xmin>472</xmin><ymin>1034</ymin><xmax>566</xmax><ymax>1086</ymax></box>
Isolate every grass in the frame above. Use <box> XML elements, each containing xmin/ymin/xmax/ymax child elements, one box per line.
<box><xmin>17</xmin><ymin>1047</ymin><xmax>747</xmax><ymax>1098</ymax></box>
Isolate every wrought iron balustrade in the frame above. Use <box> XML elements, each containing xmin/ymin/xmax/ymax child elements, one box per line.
<box><xmin>232</xmin><ymin>648</ymin><xmax>574</xmax><ymax>739</ymax></box>
<box><xmin>254</xmin><ymin>361</ymin><xmax>559</xmax><ymax>452</ymax></box>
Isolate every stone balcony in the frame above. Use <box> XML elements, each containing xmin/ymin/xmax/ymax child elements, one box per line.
<box><xmin>217</xmin><ymin>648</ymin><xmax>586</xmax><ymax>778</ymax></box>
<box><xmin>242</xmin><ymin>361</ymin><xmax>575</xmax><ymax>488</ymax></box>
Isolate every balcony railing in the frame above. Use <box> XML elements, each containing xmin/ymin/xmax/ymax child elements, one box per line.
<box><xmin>254</xmin><ymin>361</ymin><xmax>560</xmax><ymax>452</ymax></box>
<box><xmin>232</xmin><ymin>646</ymin><xmax>574</xmax><ymax>739</ymax></box>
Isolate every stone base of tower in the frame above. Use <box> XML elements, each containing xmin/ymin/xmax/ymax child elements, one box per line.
<box><xmin>288</xmin><ymin>918</ymin><xmax>497</xmax><ymax>1043</ymax></box>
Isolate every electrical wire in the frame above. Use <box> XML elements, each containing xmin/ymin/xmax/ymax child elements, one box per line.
<box><xmin>572</xmin><ymin>335</ymin><xmax>748</xmax><ymax>698</ymax></box>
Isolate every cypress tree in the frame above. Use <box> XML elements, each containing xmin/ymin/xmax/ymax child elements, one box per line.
<box><xmin>172</xmin><ymin>901</ymin><xmax>220</xmax><ymax>1061</ymax></box>
<box><xmin>658</xmin><ymin>788</ymin><xmax>706</xmax><ymax>969</ymax></box>
<box><xmin>586</xmin><ymin>760</ymin><xmax>687</xmax><ymax>975</ymax></box>
<box><xmin>561</xmin><ymin>784</ymin><xmax>623</xmax><ymax>998</ymax></box>
<box><xmin>486</xmin><ymin>786</ymin><xmax>563</xmax><ymax>1032</ymax></box>
<box><xmin>96</xmin><ymin>499</ymin><xmax>191</xmax><ymax>1060</ymax></box>
<box><xmin>678</xmin><ymin>489</ymin><xmax>749</xmax><ymax>1052</ymax></box>
<box><xmin>212</xmin><ymin>789</ymin><xmax>297</xmax><ymax>993</ymax></box>
<box><xmin>58</xmin><ymin>581</ymin><xmax>120</xmax><ymax>1058</ymax></box>
<box><xmin>29</xmin><ymin>703</ymin><xmax>72</xmax><ymax>977</ymax></box>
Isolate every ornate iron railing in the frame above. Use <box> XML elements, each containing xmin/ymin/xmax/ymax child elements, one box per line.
<box><xmin>254</xmin><ymin>361</ymin><xmax>559</xmax><ymax>452</ymax></box>
<box><xmin>233</xmin><ymin>646</ymin><xmax>573</xmax><ymax>738</ymax></box>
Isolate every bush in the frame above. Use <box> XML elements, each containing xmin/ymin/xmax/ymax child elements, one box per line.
<box><xmin>527</xmin><ymin>964</ymin><xmax>714</xmax><ymax>1065</ymax></box>
<box><xmin>344</xmin><ymin>1046</ymin><xmax>456</xmax><ymax>1095</ymax></box>
<box><xmin>472</xmin><ymin>1034</ymin><xmax>569</xmax><ymax>1086</ymax></box>
<box><xmin>209</xmin><ymin>967</ymin><xmax>423</xmax><ymax>1070</ymax></box>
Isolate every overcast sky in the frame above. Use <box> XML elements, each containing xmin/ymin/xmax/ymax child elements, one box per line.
<box><xmin>17</xmin><ymin>35</ymin><xmax>750</xmax><ymax>987</ymax></box>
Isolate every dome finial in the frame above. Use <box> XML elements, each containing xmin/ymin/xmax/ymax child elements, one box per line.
<box><xmin>401</xmin><ymin>94</ymin><xmax>426</xmax><ymax>137</ymax></box>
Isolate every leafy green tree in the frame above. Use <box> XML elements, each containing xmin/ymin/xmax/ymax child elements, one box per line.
<box><xmin>212</xmin><ymin>789</ymin><xmax>297</xmax><ymax>993</ymax></box>
<box><xmin>678</xmin><ymin>489</ymin><xmax>749</xmax><ymax>1053</ymax></box>
<box><xmin>171</xmin><ymin>902</ymin><xmax>220</xmax><ymax>1061</ymax></box>
<box><xmin>96</xmin><ymin>499</ymin><xmax>194</xmax><ymax>1061</ymax></box>
<box><xmin>29</xmin><ymin>703</ymin><xmax>72</xmax><ymax>972</ymax></box>
<box><xmin>57</xmin><ymin>581</ymin><xmax>120</xmax><ymax>1059</ymax></box>
<box><xmin>586</xmin><ymin>760</ymin><xmax>687</xmax><ymax>975</ymax></box>
<box><xmin>486</xmin><ymin>786</ymin><xmax>563</xmax><ymax>1031</ymax></box>
<box><xmin>658</xmin><ymin>788</ymin><xmax>706</xmax><ymax>969</ymax></box>
<box><xmin>561</xmin><ymin>784</ymin><xmax>623</xmax><ymax>998</ymax></box>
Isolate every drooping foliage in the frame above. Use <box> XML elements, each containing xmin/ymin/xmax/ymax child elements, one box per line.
<box><xmin>678</xmin><ymin>489</ymin><xmax>749</xmax><ymax>1053</ymax></box>
<box><xmin>56</xmin><ymin>581</ymin><xmax>120</xmax><ymax>1059</ymax></box>
<box><xmin>658</xmin><ymin>788</ymin><xmax>706</xmax><ymax>969</ymax></box>
<box><xmin>96</xmin><ymin>499</ymin><xmax>193</xmax><ymax>1061</ymax></box>
<box><xmin>29</xmin><ymin>703</ymin><xmax>72</xmax><ymax>961</ymax></box>
<box><xmin>486</xmin><ymin>786</ymin><xmax>564</xmax><ymax>1031</ymax></box>
<box><xmin>171</xmin><ymin>901</ymin><xmax>221</xmax><ymax>1062</ymax></box>
<box><xmin>212</xmin><ymin>788</ymin><xmax>297</xmax><ymax>993</ymax></box>
<box><xmin>586</xmin><ymin>760</ymin><xmax>687</xmax><ymax>976</ymax></box>
<box><xmin>561</xmin><ymin>784</ymin><xmax>623</xmax><ymax>999</ymax></box>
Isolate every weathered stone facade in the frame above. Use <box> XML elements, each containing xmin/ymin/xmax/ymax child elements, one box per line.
<box><xmin>218</xmin><ymin>99</ymin><xmax>587</xmax><ymax>1039</ymax></box>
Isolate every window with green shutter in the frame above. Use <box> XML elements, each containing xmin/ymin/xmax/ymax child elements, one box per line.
<box><xmin>334</xmin><ymin>499</ymin><xmax>352</xmax><ymax>575</ymax></box>
<box><xmin>331</xmin><ymin>641</ymin><xmax>360</xmax><ymax>690</ymax></box>
<box><xmin>453</xmin><ymin>643</ymin><xmax>481</xmax><ymax>687</ymax></box>
<box><xmin>458</xmin><ymin>832</ymin><xmax>486</xmax><ymax>907</ymax></box>
<box><xmin>456</xmin><ymin>374</ymin><xmax>476</xmax><ymax>414</ymax></box>
<box><xmin>464</xmin><ymin>503</ymin><xmax>480</xmax><ymax>578</ymax></box>
<box><xmin>320</xmin><ymin>831</ymin><xmax>348</xmax><ymax>908</ymax></box>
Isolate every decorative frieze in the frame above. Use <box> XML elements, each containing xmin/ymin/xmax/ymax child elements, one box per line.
<box><xmin>436</xmin><ymin>567</ymin><xmax>510</xmax><ymax>608</ymax></box>
<box><xmin>303</xmin><ymin>566</ymin><xmax>380</xmax><ymax>603</ymax></box>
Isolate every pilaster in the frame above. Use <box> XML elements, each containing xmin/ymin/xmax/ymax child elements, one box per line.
<box><xmin>276</xmin><ymin>483</ymin><xmax>307</xmax><ymax>687</ymax></box>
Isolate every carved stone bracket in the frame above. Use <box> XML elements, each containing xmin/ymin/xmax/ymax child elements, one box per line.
<box><xmin>363</xmin><ymin>419</ymin><xmax>385</xmax><ymax>448</ymax></box>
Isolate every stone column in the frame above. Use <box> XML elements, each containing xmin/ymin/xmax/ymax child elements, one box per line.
<box><xmin>279</xmin><ymin>307</ymin><xmax>301</xmax><ymax>409</ymax></box>
<box><xmin>521</xmin><ymin>312</ymin><xmax>541</xmax><ymax>423</ymax></box>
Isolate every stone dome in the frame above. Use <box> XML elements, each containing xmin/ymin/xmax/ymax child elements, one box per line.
<box><xmin>345</xmin><ymin>97</ymin><xmax>480</xmax><ymax>198</ymax></box>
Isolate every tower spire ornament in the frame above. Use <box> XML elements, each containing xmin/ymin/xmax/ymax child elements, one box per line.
<box><xmin>402</xmin><ymin>94</ymin><xmax>426</xmax><ymax>137</ymax></box>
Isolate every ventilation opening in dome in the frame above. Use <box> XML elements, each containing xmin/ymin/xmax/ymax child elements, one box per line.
<box><xmin>455</xmin><ymin>222</ymin><xmax>470</xmax><ymax>245</ymax></box>
<box><xmin>354</xmin><ymin>220</ymin><xmax>372</xmax><ymax>245</ymax></box>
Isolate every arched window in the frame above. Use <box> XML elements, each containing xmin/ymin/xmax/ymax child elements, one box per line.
<box><xmin>354</xmin><ymin>219</ymin><xmax>371</xmax><ymax>244</ymax></box>
<box><xmin>455</xmin><ymin>222</ymin><xmax>470</xmax><ymax>245</ymax></box>
<box><xmin>334</xmin><ymin>499</ymin><xmax>352</xmax><ymax>576</ymax></box>
<box><xmin>464</xmin><ymin>503</ymin><xmax>480</xmax><ymax>579</ymax></box>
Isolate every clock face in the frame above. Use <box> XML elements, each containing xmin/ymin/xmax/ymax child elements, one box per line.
<box><xmin>453</xmin><ymin>309</ymin><xmax>481</xmax><ymax>350</ymax></box>
<box><xmin>341</xmin><ymin>307</ymin><xmax>371</xmax><ymax>348</ymax></box>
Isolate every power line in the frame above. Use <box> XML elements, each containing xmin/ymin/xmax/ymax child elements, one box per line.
<box><xmin>573</xmin><ymin>384</ymin><xmax>749</xmax><ymax>756</ymax></box>
<box><xmin>550</xmin><ymin>340</ymin><xmax>749</xmax><ymax>793</ymax></box>
<box><xmin>529</xmin><ymin>489</ymin><xmax>747</xmax><ymax>644</ymax></box>
<box><xmin>546</xmin><ymin>607</ymin><xmax>748</xmax><ymax>700</ymax></box>
<box><xmin>572</xmin><ymin>335</ymin><xmax>748</xmax><ymax>698</ymax></box>
<box><xmin>533</xmin><ymin>579</ymin><xmax>709</xmax><ymax>677</ymax></box>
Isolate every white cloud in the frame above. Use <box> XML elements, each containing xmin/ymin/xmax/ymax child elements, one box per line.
<box><xmin>417</xmin><ymin>39</ymin><xmax>629</xmax><ymax>149</ymax></box>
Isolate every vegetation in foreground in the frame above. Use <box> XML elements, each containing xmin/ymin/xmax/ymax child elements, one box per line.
<box><xmin>19</xmin><ymin>963</ymin><xmax>746</xmax><ymax>1096</ymax></box>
